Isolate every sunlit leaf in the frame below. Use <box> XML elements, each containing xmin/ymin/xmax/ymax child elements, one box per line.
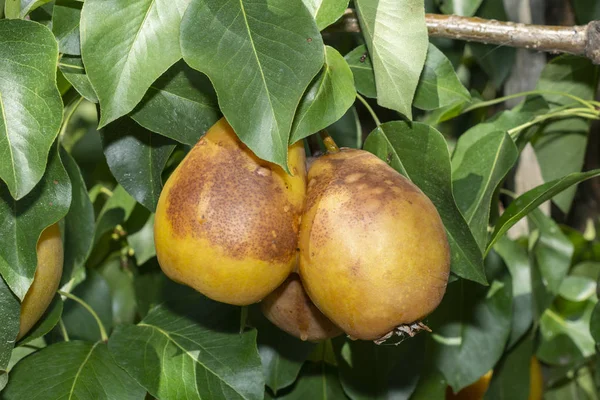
<box><xmin>452</xmin><ymin>130</ymin><xmax>518</xmax><ymax>250</ymax></box>
<box><xmin>181</xmin><ymin>0</ymin><xmax>324</xmax><ymax>170</ymax></box>
<box><xmin>131</xmin><ymin>61</ymin><xmax>220</xmax><ymax>146</ymax></box>
<box><xmin>355</xmin><ymin>0</ymin><xmax>428</xmax><ymax>118</ymax></box>
<box><xmin>345</xmin><ymin>45</ymin><xmax>376</xmax><ymax>98</ymax></box>
<box><xmin>0</xmin><ymin>19</ymin><xmax>63</xmax><ymax>199</ymax></box>
<box><xmin>291</xmin><ymin>46</ymin><xmax>356</xmax><ymax>143</ymax></box>
<box><xmin>109</xmin><ymin>294</ymin><xmax>264</xmax><ymax>400</ymax></box>
<box><xmin>414</xmin><ymin>44</ymin><xmax>470</xmax><ymax>110</ymax></box>
<box><xmin>52</xmin><ymin>0</ymin><xmax>82</xmax><ymax>55</ymax></box>
<box><xmin>302</xmin><ymin>0</ymin><xmax>348</xmax><ymax>30</ymax></box>
<box><xmin>487</xmin><ymin>170</ymin><xmax>600</xmax><ymax>253</ymax></box>
<box><xmin>3</xmin><ymin>341</ymin><xmax>145</xmax><ymax>399</ymax></box>
<box><xmin>81</xmin><ymin>0</ymin><xmax>192</xmax><ymax>127</ymax></box>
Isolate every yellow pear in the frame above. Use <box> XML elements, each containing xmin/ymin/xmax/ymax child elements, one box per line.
<box><xmin>18</xmin><ymin>223</ymin><xmax>64</xmax><ymax>339</ymax></box>
<box><xmin>298</xmin><ymin>149</ymin><xmax>450</xmax><ymax>341</ymax></box>
<box><xmin>154</xmin><ymin>118</ymin><xmax>307</xmax><ymax>305</ymax></box>
<box><xmin>261</xmin><ymin>272</ymin><xmax>342</xmax><ymax>342</ymax></box>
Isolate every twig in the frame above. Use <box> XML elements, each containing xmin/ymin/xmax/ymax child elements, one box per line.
<box><xmin>333</xmin><ymin>9</ymin><xmax>600</xmax><ymax>65</ymax></box>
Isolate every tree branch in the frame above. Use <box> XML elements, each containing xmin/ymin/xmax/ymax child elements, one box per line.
<box><xmin>334</xmin><ymin>9</ymin><xmax>600</xmax><ymax>65</ymax></box>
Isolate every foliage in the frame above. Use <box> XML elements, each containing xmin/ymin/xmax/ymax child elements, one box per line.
<box><xmin>1</xmin><ymin>0</ymin><xmax>600</xmax><ymax>398</ymax></box>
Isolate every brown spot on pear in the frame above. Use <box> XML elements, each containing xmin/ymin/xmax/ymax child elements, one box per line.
<box><xmin>261</xmin><ymin>273</ymin><xmax>342</xmax><ymax>342</ymax></box>
<box><xmin>298</xmin><ymin>149</ymin><xmax>450</xmax><ymax>341</ymax></box>
<box><xmin>18</xmin><ymin>223</ymin><xmax>64</xmax><ymax>340</ymax></box>
<box><xmin>154</xmin><ymin>118</ymin><xmax>307</xmax><ymax>305</ymax></box>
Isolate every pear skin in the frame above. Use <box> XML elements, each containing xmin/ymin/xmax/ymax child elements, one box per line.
<box><xmin>154</xmin><ymin>118</ymin><xmax>307</xmax><ymax>305</ymax></box>
<box><xmin>298</xmin><ymin>149</ymin><xmax>450</xmax><ymax>341</ymax></box>
<box><xmin>19</xmin><ymin>223</ymin><xmax>64</xmax><ymax>340</ymax></box>
<box><xmin>261</xmin><ymin>272</ymin><xmax>342</xmax><ymax>342</ymax></box>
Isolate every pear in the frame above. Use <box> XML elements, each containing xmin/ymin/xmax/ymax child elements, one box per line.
<box><xmin>154</xmin><ymin>118</ymin><xmax>307</xmax><ymax>305</ymax></box>
<box><xmin>261</xmin><ymin>272</ymin><xmax>342</xmax><ymax>342</ymax></box>
<box><xmin>298</xmin><ymin>149</ymin><xmax>450</xmax><ymax>341</ymax></box>
<box><xmin>19</xmin><ymin>223</ymin><xmax>64</xmax><ymax>339</ymax></box>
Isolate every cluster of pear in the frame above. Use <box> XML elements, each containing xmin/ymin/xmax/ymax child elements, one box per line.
<box><xmin>154</xmin><ymin>118</ymin><xmax>450</xmax><ymax>342</ymax></box>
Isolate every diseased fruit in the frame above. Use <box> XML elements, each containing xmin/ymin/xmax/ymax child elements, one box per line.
<box><xmin>154</xmin><ymin>118</ymin><xmax>307</xmax><ymax>305</ymax></box>
<box><xmin>261</xmin><ymin>272</ymin><xmax>342</xmax><ymax>342</ymax></box>
<box><xmin>446</xmin><ymin>357</ymin><xmax>543</xmax><ymax>400</ymax></box>
<box><xmin>298</xmin><ymin>149</ymin><xmax>450</xmax><ymax>341</ymax></box>
<box><xmin>18</xmin><ymin>223</ymin><xmax>64</xmax><ymax>340</ymax></box>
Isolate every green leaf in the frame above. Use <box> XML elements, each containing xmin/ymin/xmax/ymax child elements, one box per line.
<box><xmin>409</xmin><ymin>369</ymin><xmax>447</xmax><ymax>400</ymax></box>
<box><xmin>181</xmin><ymin>0</ymin><xmax>324</xmax><ymax>170</ymax></box>
<box><xmin>364</xmin><ymin>121</ymin><xmax>485</xmax><ymax>284</ymax></box>
<box><xmin>130</xmin><ymin>60</ymin><xmax>220</xmax><ymax>146</ymax></box>
<box><xmin>0</xmin><ymin>145</ymin><xmax>71</xmax><ymax>300</ymax></box>
<box><xmin>494</xmin><ymin>237</ymin><xmax>533</xmax><ymax>348</ymax></box>
<box><xmin>0</xmin><ymin>274</ymin><xmax>19</xmax><ymax>391</ymax></box>
<box><xmin>27</xmin><ymin>1</ymin><xmax>53</xmax><ymax>25</ymax></box>
<box><xmin>538</xmin><ymin>301</ymin><xmax>596</xmax><ymax>363</ymax></box>
<box><xmin>414</xmin><ymin>44</ymin><xmax>471</xmax><ymax>110</ymax></box>
<box><xmin>345</xmin><ymin>45</ymin><xmax>376</xmax><ymax>98</ymax></box>
<box><xmin>20</xmin><ymin>0</ymin><xmax>52</xmax><ymax>18</ymax></box>
<box><xmin>60</xmin><ymin>147</ymin><xmax>94</xmax><ymax>289</ymax></box>
<box><xmin>439</xmin><ymin>0</ymin><xmax>483</xmax><ymax>16</ymax></box>
<box><xmin>529</xmin><ymin>210</ymin><xmax>574</xmax><ymax>314</ymax></box>
<box><xmin>4</xmin><ymin>0</ymin><xmax>19</xmax><ymax>18</ymax></box>
<box><xmin>3</xmin><ymin>341</ymin><xmax>146</xmax><ymax>399</ymax></box>
<box><xmin>17</xmin><ymin>294</ymin><xmax>62</xmax><ymax>346</ymax></box>
<box><xmin>558</xmin><ymin>276</ymin><xmax>596</xmax><ymax>303</ymax></box>
<box><xmin>483</xmin><ymin>334</ymin><xmax>534</xmax><ymax>400</ymax></box>
<box><xmin>429</xmin><ymin>273</ymin><xmax>513</xmax><ymax>392</ymax></box>
<box><xmin>333</xmin><ymin>335</ymin><xmax>425</xmax><ymax>399</ymax></box>
<box><xmin>80</xmin><ymin>0</ymin><xmax>191</xmax><ymax>127</ymax></box>
<box><xmin>0</xmin><ymin>19</ymin><xmax>63</xmax><ymax>199</ymax></box>
<box><xmin>486</xmin><ymin>169</ymin><xmax>600</xmax><ymax>254</ymax></box>
<box><xmin>302</xmin><ymin>0</ymin><xmax>348</xmax><ymax>30</ymax></box>
<box><xmin>573</xmin><ymin>0</ymin><xmax>600</xmax><ymax>23</ymax></box>
<box><xmin>127</xmin><ymin>213</ymin><xmax>156</xmax><ymax>266</ymax></box>
<box><xmin>278</xmin><ymin>362</ymin><xmax>346</xmax><ymax>400</ymax></box>
<box><xmin>93</xmin><ymin>184</ymin><xmax>137</xmax><ymax>244</ymax></box>
<box><xmin>355</xmin><ymin>0</ymin><xmax>428</xmax><ymax>118</ymax></box>
<box><xmin>58</xmin><ymin>55</ymin><xmax>98</xmax><ymax>103</ymax></box>
<box><xmin>251</xmin><ymin>306</ymin><xmax>315</xmax><ymax>394</ymax></box>
<box><xmin>452</xmin><ymin>130</ymin><xmax>518</xmax><ymax>250</ymax></box>
<box><xmin>99</xmin><ymin>255</ymin><xmax>137</xmax><ymax>326</ymax></box>
<box><xmin>61</xmin><ymin>270</ymin><xmax>112</xmax><ymax>342</ymax></box>
<box><xmin>533</xmin><ymin>55</ymin><xmax>597</xmax><ymax>213</ymax></box>
<box><xmin>327</xmin><ymin>106</ymin><xmax>362</xmax><ymax>149</ymax></box>
<box><xmin>291</xmin><ymin>46</ymin><xmax>355</xmax><ymax>143</ymax></box>
<box><xmin>590</xmin><ymin>302</ymin><xmax>600</xmax><ymax>344</ymax></box>
<box><xmin>101</xmin><ymin>118</ymin><xmax>176</xmax><ymax>212</ymax></box>
<box><xmin>469</xmin><ymin>0</ymin><xmax>515</xmax><ymax>88</ymax></box>
<box><xmin>52</xmin><ymin>0</ymin><xmax>82</xmax><ymax>55</ymax></box>
<box><xmin>108</xmin><ymin>297</ymin><xmax>265</xmax><ymax>400</ymax></box>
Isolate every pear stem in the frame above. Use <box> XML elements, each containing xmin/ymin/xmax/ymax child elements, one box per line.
<box><xmin>59</xmin><ymin>319</ymin><xmax>70</xmax><ymax>342</ymax></box>
<box><xmin>319</xmin><ymin>130</ymin><xmax>340</xmax><ymax>154</ymax></box>
<box><xmin>58</xmin><ymin>290</ymin><xmax>108</xmax><ymax>342</ymax></box>
<box><xmin>239</xmin><ymin>306</ymin><xmax>248</xmax><ymax>334</ymax></box>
